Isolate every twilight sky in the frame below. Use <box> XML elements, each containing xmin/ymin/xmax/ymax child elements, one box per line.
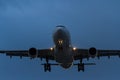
<box><xmin>0</xmin><ymin>0</ymin><xmax>120</xmax><ymax>80</ymax></box>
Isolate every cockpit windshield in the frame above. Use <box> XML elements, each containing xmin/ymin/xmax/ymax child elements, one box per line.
<box><xmin>56</xmin><ymin>25</ymin><xmax>65</xmax><ymax>28</ymax></box>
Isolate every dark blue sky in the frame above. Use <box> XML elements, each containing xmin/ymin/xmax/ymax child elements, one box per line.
<box><xmin>0</xmin><ymin>0</ymin><xmax>120</xmax><ymax>80</ymax></box>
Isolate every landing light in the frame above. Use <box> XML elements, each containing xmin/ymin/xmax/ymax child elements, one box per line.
<box><xmin>50</xmin><ymin>48</ymin><xmax>54</xmax><ymax>51</ymax></box>
<box><xmin>73</xmin><ymin>47</ymin><xmax>77</xmax><ymax>51</ymax></box>
<box><xmin>58</xmin><ymin>40</ymin><xmax>63</xmax><ymax>45</ymax></box>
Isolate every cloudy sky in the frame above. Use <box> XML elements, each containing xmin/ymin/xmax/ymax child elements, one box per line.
<box><xmin>0</xmin><ymin>0</ymin><xmax>120</xmax><ymax>80</ymax></box>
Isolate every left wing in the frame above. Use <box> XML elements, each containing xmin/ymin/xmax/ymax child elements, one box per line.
<box><xmin>74</xmin><ymin>48</ymin><xmax>120</xmax><ymax>60</ymax></box>
<box><xmin>0</xmin><ymin>49</ymin><xmax>55</xmax><ymax>60</ymax></box>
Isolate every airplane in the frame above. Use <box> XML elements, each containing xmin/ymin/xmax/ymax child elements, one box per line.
<box><xmin>0</xmin><ymin>25</ymin><xmax>120</xmax><ymax>72</ymax></box>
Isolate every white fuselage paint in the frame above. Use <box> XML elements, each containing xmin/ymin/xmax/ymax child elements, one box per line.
<box><xmin>53</xmin><ymin>26</ymin><xmax>73</xmax><ymax>69</ymax></box>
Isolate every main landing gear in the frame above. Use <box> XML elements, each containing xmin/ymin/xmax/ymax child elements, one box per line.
<box><xmin>42</xmin><ymin>63</ymin><xmax>59</xmax><ymax>72</ymax></box>
<box><xmin>41</xmin><ymin>58</ymin><xmax>51</xmax><ymax>72</ymax></box>
<box><xmin>43</xmin><ymin>63</ymin><xmax>51</xmax><ymax>72</ymax></box>
<box><xmin>41</xmin><ymin>58</ymin><xmax>58</xmax><ymax>72</ymax></box>
<box><xmin>77</xmin><ymin>59</ymin><xmax>84</xmax><ymax>72</ymax></box>
<box><xmin>78</xmin><ymin>63</ymin><xmax>85</xmax><ymax>72</ymax></box>
<box><xmin>74</xmin><ymin>59</ymin><xmax>96</xmax><ymax>72</ymax></box>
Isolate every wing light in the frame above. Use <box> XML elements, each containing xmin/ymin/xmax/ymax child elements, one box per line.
<box><xmin>50</xmin><ymin>47</ymin><xmax>54</xmax><ymax>51</ymax></box>
<box><xmin>73</xmin><ymin>47</ymin><xmax>77</xmax><ymax>51</ymax></box>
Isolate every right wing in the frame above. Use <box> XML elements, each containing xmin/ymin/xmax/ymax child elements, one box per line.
<box><xmin>0</xmin><ymin>49</ymin><xmax>55</xmax><ymax>60</ymax></box>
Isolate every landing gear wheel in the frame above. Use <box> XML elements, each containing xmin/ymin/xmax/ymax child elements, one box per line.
<box><xmin>47</xmin><ymin>64</ymin><xmax>51</xmax><ymax>72</ymax></box>
<box><xmin>44</xmin><ymin>64</ymin><xmax>47</xmax><ymax>72</ymax></box>
<box><xmin>78</xmin><ymin>63</ymin><xmax>84</xmax><ymax>72</ymax></box>
<box><xmin>44</xmin><ymin>64</ymin><xmax>51</xmax><ymax>72</ymax></box>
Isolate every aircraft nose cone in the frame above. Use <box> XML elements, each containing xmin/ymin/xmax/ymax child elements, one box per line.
<box><xmin>57</xmin><ymin>29</ymin><xmax>65</xmax><ymax>35</ymax></box>
<box><xmin>57</xmin><ymin>29</ymin><xmax>63</xmax><ymax>33</ymax></box>
<box><xmin>53</xmin><ymin>28</ymin><xmax>63</xmax><ymax>37</ymax></box>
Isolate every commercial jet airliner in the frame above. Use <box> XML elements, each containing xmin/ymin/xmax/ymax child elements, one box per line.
<box><xmin>0</xmin><ymin>25</ymin><xmax>120</xmax><ymax>72</ymax></box>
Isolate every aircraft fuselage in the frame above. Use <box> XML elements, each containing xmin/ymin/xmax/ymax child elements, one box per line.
<box><xmin>53</xmin><ymin>26</ymin><xmax>73</xmax><ymax>69</ymax></box>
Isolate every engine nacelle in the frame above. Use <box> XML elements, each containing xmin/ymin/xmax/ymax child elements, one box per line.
<box><xmin>28</xmin><ymin>47</ymin><xmax>38</xmax><ymax>58</ymax></box>
<box><xmin>88</xmin><ymin>47</ymin><xmax>97</xmax><ymax>58</ymax></box>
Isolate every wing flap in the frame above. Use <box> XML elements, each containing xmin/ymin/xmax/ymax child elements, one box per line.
<box><xmin>0</xmin><ymin>50</ymin><xmax>29</xmax><ymax>57</ymax></box>
<box><xmin>98</xmin><ymin>50</ymin><xmax>120</xmax><ymax>57</ymax></box>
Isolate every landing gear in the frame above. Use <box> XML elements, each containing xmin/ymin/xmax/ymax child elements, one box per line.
<box><xmin>77</xmin><ymin>59</ymin><xmax>84</xmax><ymax>72</ymax></box>
<box><xmin>74</xmin><ymin>59</ymin><xmax>96</xmax><ymax>72</ymax></box>
<box><xmin>44</xmin><ymin>63</ymin><xmax>51</xmax><ymax>72</ymax></box>
<box><xmin>78</xmin><ymin>63</ymin><xmax>84</xmax><ymax>72</ymax></box>
<box><xmin>42</xmin><ymin>57</ymin><xmax>51</xmax><ymax>72</ymax></box>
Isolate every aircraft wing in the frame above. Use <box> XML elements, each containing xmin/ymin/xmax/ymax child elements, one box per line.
<box><xmin>74</xmin><ymin>49</ymin><xmax>120</xmax><ymax>60</ymax></box>
<box><xmin>0</xmin><ymin>49</ymin><xmax>55</xmax><ymax>60</ymax></box>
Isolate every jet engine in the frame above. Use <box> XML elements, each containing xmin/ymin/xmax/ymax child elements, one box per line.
<box><xmin>28</xmin><ymin>47</ymin><xmax>38</xmax><ymax>58</ymax></box>
<box><xmin>88</xmin><ymin>47</ymin><xmax>97</xmax><ymax>58</ymax></box>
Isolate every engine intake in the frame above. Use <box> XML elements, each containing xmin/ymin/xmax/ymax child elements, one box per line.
<box><xmin>28</xmin><ymin>47</ymin><xmax>38</xmax><ymax>58</ymax></box>
<box><xmin>88</xmin><ymin>47</ymin><xmax>97</xmax><ymax>58</ymax></box>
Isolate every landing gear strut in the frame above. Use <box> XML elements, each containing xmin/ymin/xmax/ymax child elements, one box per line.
<box><xmin>78</xmin><ymin>63</ymin><xmax>84</xmax><ymax>72</ymax></box>
<box><xmin>42</xmin><ymin>57</ymin><xmax>51</xmax><ymax>72</ymax></box>
<box><xmin>44</xmin><ymin>63</ymin><xmax>51</xmax><ymax>72</ymax></box>
<box><xmin>77</xmin><ymin>59</ymin><xmax>84</xmax><ymax>72</ymax></box>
